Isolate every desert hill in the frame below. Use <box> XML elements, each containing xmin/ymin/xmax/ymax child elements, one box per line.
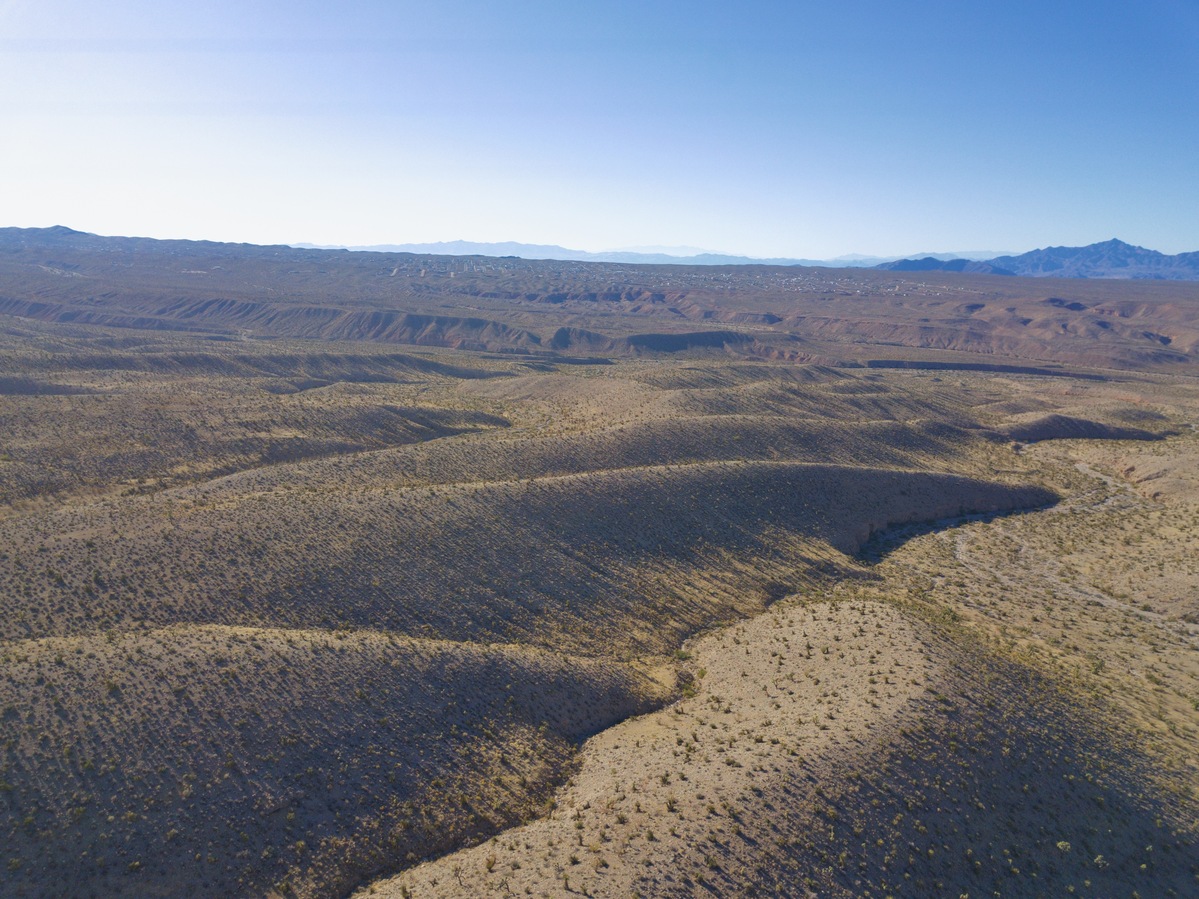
<box><xmin>1</xmin><ymin>233</ymin><xmax>1197</xmax><ymax>897</ymax></box>
<box><xmin>369</xmin><ymin>599</ymin><xmax>1192</xmax><ymax>898</ymax></box>
<box><xmin>3</xmin><ymin>227</ymin><xmax>1199</xmax><ymax>372</ymax></box>
<box><xmin>0</xmin><ymin>331</ymin><xmax>1075</xmax><ymax>897</ymax></box>
<box><xmin>1</xmin><ymin>625</ymin><xmax>670</xmax><ymax>897</ymax></box>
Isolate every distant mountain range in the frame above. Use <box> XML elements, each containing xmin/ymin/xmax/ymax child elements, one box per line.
<box><xmin>16</xmin><ymin>228</ymin><xmax>1197</xmax><ymax>279</ymax></box>
<box><xmin>343</xmin><ymin>238</ymin><xmax>1199</xmax><ymax>279</ymax></box>
<box><xmin>291</xmin><ymin>240</ymin><xmax>1006</xmax><ymax>269</ymax></box>
<box><xmin>874</xmin><ymin>258</ymin><xmax>1018</xmax><ymax>276</ymax></box>
<box><xmin>876</xmin><ymin>239</ymin><xmax>1199</xmax><ymax>280</ymax></box>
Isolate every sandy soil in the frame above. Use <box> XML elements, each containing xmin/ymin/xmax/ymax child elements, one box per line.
<box><xmin>360</xmin><ymin>600</ymin><xmax>931</xmax><ymax>898</ymax></box>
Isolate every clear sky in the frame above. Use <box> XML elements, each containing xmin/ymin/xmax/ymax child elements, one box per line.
<box><xmin>2</xmin><ymin>1</ymin><xmax>1197</xmax><ymax>257</ymax></box>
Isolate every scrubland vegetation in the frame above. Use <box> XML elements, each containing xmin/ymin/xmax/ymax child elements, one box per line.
<box><xmin>1</xmin><ymin>232</ymin><xmax>1197</xmax><ymax>897</ymax></box>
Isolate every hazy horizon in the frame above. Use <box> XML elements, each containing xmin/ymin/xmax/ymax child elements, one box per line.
<box><xmin>289</xmin><ymin>235</ymin><xmax>1024</xmax><ymax>261</ymax></box>
<box><xmin>2</xmin><ymin>1</ymin><xmax>1197</xmax><ymax>256</ymax></box>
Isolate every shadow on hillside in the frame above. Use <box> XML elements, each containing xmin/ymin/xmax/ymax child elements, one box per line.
<box><xmin>856</xmin><ymin>495</ymin><xmax>1061</xmax><ymax>564</ymax></box>
<box><xmin>748</xmin><ymin>643</ymin><xmax>1199</xmax><ymax>897</ymax></box>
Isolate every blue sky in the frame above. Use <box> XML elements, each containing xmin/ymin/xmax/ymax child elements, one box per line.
<box><xmin>2</xmin><ymin>1</ymin><xmax>1197</xmax><ymax>257</ymax></box>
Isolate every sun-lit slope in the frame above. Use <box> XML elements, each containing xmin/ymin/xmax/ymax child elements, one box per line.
<box><xmin>360</xmin><ymin>417</ymin><xmax>1199</xmax><ymax>899</ymax></box>
<box><xmin>188</xmin><ymin>412</ymin><xmax>996</xmax><ymax>506</ymax></box>
<box><xmin>0</xmin><ymin>461</ymin><xmax>1056</xmax><ymax>650</ymax></box>
<box><xmin>1068</xmin><ymin>432</ymin><xmax>1199</xmax><ymax>506</ymax></box>
<box><xmin>887</xmin><ymin>422</ymin><xmax>1199</xmax><ymax>769</ymax></box>
<box><xmin>0</xmin><ymin>321</ymin><xmax>1121</xmax><ymax>517</ymax></box>
<box><xmin>177</xmin><ymin>362</ymin><xmax>1020</xmax><ymax>506</ymax></box>
<box><xmin>0</xmin><ymin>349</ymin><xmax>1076</xmax><ymax>897</ymax></box>
<box><xmin>363</xmin><ymin>599</ymin><xmax>930</xmax><ymax>898</ymax></box>
<box><xmin>0</xmin><ymin>626</ymin><xmax>669</xmax><ymax>898</ymax></box>
<box><xmin>4</xmin><ymin>233</ymin><xmax>1199</xmax><ymax>899</ymax></box>
<box><xmin>0</xmin><ymin>327</ymin><xmax>1023</xmax><ymax>514</ymax></box>
<box><xmin>367</xmin><ymin>599</ymin><xmax>1196</xmax><ymax>898</ymax></box>
<box><xmin>0</xmin><ymin>388</ymin><xmax>507</xmax><ymax>507</ymax></box>
<box><xmin>0</xmin><ymin>327</ymin><xmax>513</xmax><ymax>507</ymax></box>
<box><xmin>778</xmin><ymin>616</ymin><xmax>1198</xmax><ymax>899</ymax></box>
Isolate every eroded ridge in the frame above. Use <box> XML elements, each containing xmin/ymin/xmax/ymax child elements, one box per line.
<box><xmin>365</xmin><ymin>592</ymin><xmax>1199</xmax><ymax>898</ymax></box>
<box><xmin>363</xmin><ymin>600</ymin><xmax>932</xmax><ymax>897</ymax></box>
